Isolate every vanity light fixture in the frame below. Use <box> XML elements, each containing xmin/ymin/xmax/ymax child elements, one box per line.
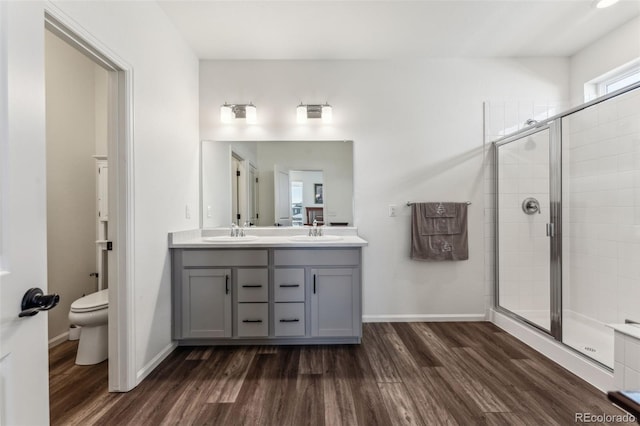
<box><xmin>220</xmin><ymin>102</ymin><xmax>257</xmax><ymax>124</ymax></box>
<box><xmin>594</xmin><ymin>0</ymin><xmax>619</xmax><ymax>8</ymax></box>
<box><xmin>296</xmin><ymin>103</ymin><xmax>333</xmax><ymax>124</ymax></box>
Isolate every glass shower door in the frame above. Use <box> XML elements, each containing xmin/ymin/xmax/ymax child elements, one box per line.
<box><xmin>560</xmin><ymin>87</ymin><xmax>640</xmax><ymax>368</ymax></box>
<box><xmin>496</xmin><ymin>125</ymin><xmax>559</xmax><ymax>335</ymax></box>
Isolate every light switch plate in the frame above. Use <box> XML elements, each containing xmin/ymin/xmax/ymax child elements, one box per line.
<box><xmin>389</xmin><ymin>204</ymin><xmax>397</xmax><ymax>217</ymax></box>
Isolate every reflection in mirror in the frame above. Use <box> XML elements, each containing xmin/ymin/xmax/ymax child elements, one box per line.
<box><xmin>290</xmin><ymin>171</ymin><xmax>323</xmax><ymax>227</ymax></box>
<box><xmin>201</xmin><ymin>140</ymin><xmax>353</xmax><ymax>228</ymax></box>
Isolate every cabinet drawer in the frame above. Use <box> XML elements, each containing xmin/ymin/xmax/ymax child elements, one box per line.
<box><xmin>183</xmin><ymin>250</ymin><xmax>268</xmax><ymax>267</ymax></box>
<box><xmin>274</xmin><ymin>303</ymin><xmax>305</xmax><ymax>337</ymax></box>
<box><xmin>273</xmin><ymin>249</ymin><xmax>360</xmax><ymax>266</ymax></box>
<box><xmin>274</xmin><ymin>269</ymin><xmax>305</xmax><ymax>302</ymax></box>
<box><xmin>237</xmin><ymin>269</ymin><xmax>268</xmax><ymax>302</ymax></box>
<box><xmin>237</xmin><ymin>303</ymin><xmax>268</xmax><ymax>337</ymax></box>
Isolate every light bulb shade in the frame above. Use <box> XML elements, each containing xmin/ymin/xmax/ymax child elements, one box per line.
<box><xmin>297</xmin><ymin>105</ymin><xmax>307</xmax><ymax>123</ymax></box>
<box><xmin>220</xmin><ymin>104</ymin><xmax>233</xmax><ymax>123</ymax></box>
<box><xmin>595</xmin><ymin>0</ymin><xmax>619</xmax><ymax>7</ymax></box>
<box><xmin>245</xmin><ymin>104</ymin><xmax>257</xmax><ymax>124</ymax></box>
<box><xmin>321</xmin><ymin>105</ymin><xmax>333</xmax><ymax>123</ymax></box>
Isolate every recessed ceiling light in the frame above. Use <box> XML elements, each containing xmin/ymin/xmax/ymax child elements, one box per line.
<box><xmin>595</xmin><ymin>0</ymin><xmax>619</xmax><ymax>8</ymax></box>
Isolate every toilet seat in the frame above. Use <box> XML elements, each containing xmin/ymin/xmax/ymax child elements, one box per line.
<box><xmin>70</xmin><ymin>289</ymin><xmax>108</xmax><ymax>313</ymax></box>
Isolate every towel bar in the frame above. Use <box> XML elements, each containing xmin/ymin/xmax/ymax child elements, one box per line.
<box><xmin>406</xmin><ymin>201</ymin><xmax>472</xmax><ymax>206</ymax></box>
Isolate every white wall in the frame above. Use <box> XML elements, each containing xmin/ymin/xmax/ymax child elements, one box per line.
<box><xmin>45</xmin><ymin>29</ymin><xmax>104</xmax><ymax>341</ymax></box>
<box><xmin>13</xmin><ymin>1</ymin><xmax>200</xmax><ymax>384</ymax></box>
<box><xmin>94</xmin><ymin>65</ymin><xmax>108</xmax><ymax>156</ymax></box>
<box><xmin>570</xmin><ymin>16</ymin><xmax>640</xmax><ymax>106</ymax></box>
<box><xmin>200</xmin><ymin>58</ymin><xmax>568</xmax><ymax>320</ymax></box>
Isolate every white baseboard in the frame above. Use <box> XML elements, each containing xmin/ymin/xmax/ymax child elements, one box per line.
<box><xmin>490</xmin><ymin>309</ymin><xmax>613</xmax><ymax>392</ymax></box>
<box><xmin>136</xmin><ymin>342</ymin><xmax>177</xmax><ymax>385</ymax></box>
<box><xmin>48</xmin><ymin>331</ymin><xmax>69</xmax><ymax>348</ymax></box>
<box><xmin>362</xmin><ymin>313</ymin><xmax>486</xmax><ymax>323</ymax></box>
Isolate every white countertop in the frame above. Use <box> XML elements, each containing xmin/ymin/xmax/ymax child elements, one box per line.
<box><xmin>169</xmin><ymin>228</ymin><xmax>368</xmax><ymax>248</ymax></box>
<box><xmin>609</xmin><ymin>323</ymin><xmax>640</xmax><ymax>340</ymax></box>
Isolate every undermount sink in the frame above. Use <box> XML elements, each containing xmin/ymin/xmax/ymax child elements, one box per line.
<box><xmin>203</xmin><ymin>235</ymin><xmax>260</xmax><ymax>242</ymax></box>
<box><xmin>288</xmin><ymin>235</ymin><xmax>343</xmax><ymax>242</ymax></box>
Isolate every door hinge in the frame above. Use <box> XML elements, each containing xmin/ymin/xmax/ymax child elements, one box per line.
<box><xmin>256</xmin><ymin>213</ymin><xmax>259</xmax><ymax>219</ymax></box>
<box><xmin>546</xmin><ymin>223</ymin><xmax>555</xmax><ymax>238</ymax></box>
<box><xmin>256</xmin><ymin>177</ymin><xmax>259</xmax><ymax>183</ymax></box>
<box><xmin>236</xmin><ymin>213</ymin><xmax>241</xmax><ymax>220</ymax></box>
<box><xmin>236</xmin><ymin>170</ymin><xmax>241</xmax><ymax>177</ymax></box>
<box><xmin>107</xmin><ymin>241</ymin><xmax>113</xmax><ymax>251</ymax></box>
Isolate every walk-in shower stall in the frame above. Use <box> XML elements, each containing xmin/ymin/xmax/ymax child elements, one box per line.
<box><xmin>494</xmin><ymin>82</ymin><xmax>640</xmax><ymax>369</ymax></box>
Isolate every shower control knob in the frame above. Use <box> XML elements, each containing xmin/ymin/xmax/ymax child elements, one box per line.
<box><xmin>522</xmin><ymin>197</ymin><xmax>541</xmax><ymax>215</ymax></box>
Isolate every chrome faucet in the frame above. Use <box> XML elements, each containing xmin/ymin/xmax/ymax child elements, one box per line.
<box><xmin>230</xmin><ymin>223</ymin><xmax>239</xmax><ymax>237</ymax></box>
<box><xmin>240</xmin><ymin>221</ymin><xmax>250</xmax><ymax>237</ymax></box>
<box><xmin>309</xmin><ymin>220</ymin><xmax>322</xmax><ymax>237</ymax></box>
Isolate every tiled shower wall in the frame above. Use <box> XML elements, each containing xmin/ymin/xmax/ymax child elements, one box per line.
<box><xmin>562</xmin><ymin>87</ymin><xmax>640</xmax><ymax>326</ymax></box>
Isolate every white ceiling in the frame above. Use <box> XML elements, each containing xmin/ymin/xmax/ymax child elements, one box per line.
<box><xmin>158</xmin><ymin>0</ymin><xmax>640</xmax><ymax>60</ymax></box>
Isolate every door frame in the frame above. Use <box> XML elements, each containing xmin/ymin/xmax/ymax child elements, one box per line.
<box><xmin>493</xmin><ymin>122</ymin><xmax>562</xmax><ymax>341</ymax></box>
<box><xmin>44</xmin><ymin>5</ymin><xmax>136</xmax><ymax>392</ymax></box>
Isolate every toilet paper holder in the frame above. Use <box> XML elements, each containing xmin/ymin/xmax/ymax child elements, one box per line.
<box><xmin>18</xmin><ymin>287</ymin><xmax>60</xmax><ymax>318</ymax></box>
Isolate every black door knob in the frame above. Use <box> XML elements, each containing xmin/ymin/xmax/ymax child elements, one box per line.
<box><xmin>18</xmin><ymin>288</ymin><xmax>60</xmax><ymax>318</ymax></box>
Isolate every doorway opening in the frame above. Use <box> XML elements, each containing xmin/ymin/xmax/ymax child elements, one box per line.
<box><xmin>44</xmin><ymin>11</ymin><xmax>133</xmax><ymax>393</ymax></box>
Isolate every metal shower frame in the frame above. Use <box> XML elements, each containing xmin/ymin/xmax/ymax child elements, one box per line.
<box><xmin>492</xmin><ymin>80</ymin><xmax>640</xmax><ymax>361</ymax></box>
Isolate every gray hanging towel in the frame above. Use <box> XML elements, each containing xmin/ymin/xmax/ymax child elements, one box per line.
<box><xmin>411</xmin><ymin>202</ymin><xmax>468</xmax><ymax>261</ymax></box>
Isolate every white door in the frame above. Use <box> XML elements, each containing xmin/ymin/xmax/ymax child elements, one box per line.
<box><xmin>231</xmin><ymin>157</ymin><xmax>240</xmax><ymax>225</ymax></box>
<box><xmin>274</xmin><ymin>166</ymin><xmax>292</xmax><ymax>226</ymax></box>
<box><xmin>248</xmin><ymin>164</ymin><xmax>258</xmax><ymax>226</ymax></box>
<box><xmin>0</xmin><ymin>2</ymin><xmax>51</xmax><ymax>425</ymax></box>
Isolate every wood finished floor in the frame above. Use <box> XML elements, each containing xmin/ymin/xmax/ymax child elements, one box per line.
<box><xmin>50</xmin><ymin>322</ymin><xmax>626</xmax><ymax>425</ymax></box>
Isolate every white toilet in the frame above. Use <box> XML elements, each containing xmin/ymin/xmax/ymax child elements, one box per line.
<box><xmin>68</xmin><ymin>289</ymin><xmax>108</xmax><ymax>365</ymax></box>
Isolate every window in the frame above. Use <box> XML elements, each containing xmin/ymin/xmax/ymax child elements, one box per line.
<box><xmin>585</xmin><ymin>58</ymin><xmax>640</xmax><ymax>101</ymax></box>
<box><xmin>601</xmin><ymin>68</ymin><xmax>640</xmax><ymax>94</ymax></box>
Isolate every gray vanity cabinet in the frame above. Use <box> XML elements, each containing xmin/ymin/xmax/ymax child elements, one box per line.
<box><xmin>311</xmin><ymin>268</ymin><xmax>360</xmax><ymax>337</ymax></box>
<box><xmin>273</xmin><ymin>248</ymin><xmax>362</xmax><ymax>342</ymax></box>
<box><xmin>181</xmin><ymin>268</ymin><xmax>231</xmax><ymax>338</ymax></box>
<box><xmin>172</xmin><ymin>246</ymin><xmax>361</xmax><ymax>344</ymax></box>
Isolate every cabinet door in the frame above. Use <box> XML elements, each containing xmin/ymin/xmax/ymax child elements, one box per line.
<box><xmin>311</xmin><ymin>268</ymin><xmax>360</xmax><ymax>337</ymax></box>
<box><xmin>182</xmin><ymin>269</ymin><xmax>231</xmax><ymax>338</ymax></box>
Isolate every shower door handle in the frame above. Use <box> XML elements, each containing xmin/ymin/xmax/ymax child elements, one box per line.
<box><xmin>546</xmin><ymin>223</ymin><xmax>555</xmax><ymax>237</ymax></box>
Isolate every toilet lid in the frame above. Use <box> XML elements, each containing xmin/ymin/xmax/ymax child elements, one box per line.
<box><xmin>70</xmin><ymin>289</ymin><xmax>109</xmax><ymax>313</ymax></box>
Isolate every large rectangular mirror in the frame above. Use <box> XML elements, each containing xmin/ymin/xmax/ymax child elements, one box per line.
<box><xmin>201</xmin><ymin>140</ymin><xmax>354</xmax><ymax>228</ymax></box>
